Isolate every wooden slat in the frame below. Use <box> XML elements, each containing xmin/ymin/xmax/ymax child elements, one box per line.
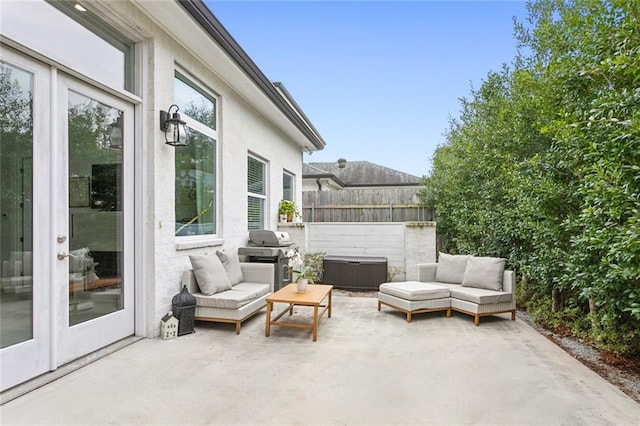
<box><xmin>302</xmin><ymin>188</ymin><xmax>434</xmax><ymax>223</ymax></box>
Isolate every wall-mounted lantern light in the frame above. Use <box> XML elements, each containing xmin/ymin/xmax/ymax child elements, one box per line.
<box><xmin>160</xmin><ymin>104</ymin><xmax>187</xmax><ymax>147</ymax></box>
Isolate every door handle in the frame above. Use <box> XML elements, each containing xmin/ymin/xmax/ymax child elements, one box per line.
<box><xmin>57</xmin><ymin>252</ymin><xmax>77</xmax><ymax>260</ymax></box>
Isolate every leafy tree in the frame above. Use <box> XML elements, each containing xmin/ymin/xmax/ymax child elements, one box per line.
<box><xmin>422</xmin><ymin>0</ymin><xmax>640</xmax><ymax>355</ymax></box>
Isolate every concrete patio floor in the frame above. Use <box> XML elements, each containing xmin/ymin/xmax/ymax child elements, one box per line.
<box><xmin>1</xmin><ymin>292</ymin><xmax>639</xmax><ymax>425</ymax></box>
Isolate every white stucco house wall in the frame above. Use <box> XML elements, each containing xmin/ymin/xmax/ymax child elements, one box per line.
<box><xmin>0</xmin><ymin>0</ymin><xmax>325</xmax><ymax>391</ymax></box>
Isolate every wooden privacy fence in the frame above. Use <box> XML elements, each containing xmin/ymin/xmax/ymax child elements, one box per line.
<box><xmin>302</xmin><ymin>188</ymin><xmax>434</xmax><ymax>222</ymax></box>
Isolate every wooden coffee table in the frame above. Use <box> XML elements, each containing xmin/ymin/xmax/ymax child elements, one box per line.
<box><xmin>265</xmin><ymin>283</ymin><xmax>333</xmax><ymax>342</ymax></box>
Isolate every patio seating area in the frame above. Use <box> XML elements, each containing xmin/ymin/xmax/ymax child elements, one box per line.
<box><xmin>1</xmin><ymin>292</ymin><xmax>638</xmax><ymax>424</ymax></box>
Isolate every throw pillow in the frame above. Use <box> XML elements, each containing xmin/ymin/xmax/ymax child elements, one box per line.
<box><xmin>189</xmin><ymin>254</ymin><xmax>232</xmax><ymax>295</ymax></box>
<box><xmin>435</xmin><ymin>252</ymin><xmax>469</xmax><ymax>284</ymax></box>
<box><xmin>216</xmin><ymin>250</ymin><xmax>244</xmax><ymax>286</ymax></box>
<box><xmin>461</xmin><ymin>256</ymin><xmax>506</xmax><ymax>291</ymax></box>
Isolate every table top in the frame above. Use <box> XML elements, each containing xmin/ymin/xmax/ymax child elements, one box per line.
<box><xmin>267</xmin><ymin>283</ymin><xmax>333</xmax><ymax>305</ymax></box>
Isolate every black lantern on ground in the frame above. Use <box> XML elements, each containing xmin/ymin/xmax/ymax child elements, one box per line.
<box><xmin>160</xmin><ymin>104</ymin><xmax>188</xmax><ymax>147</ymax></box>
<box><xmin>171</xmin><ymin>285</ymin><xmax>196</xmax><ymax>336</ymax></box>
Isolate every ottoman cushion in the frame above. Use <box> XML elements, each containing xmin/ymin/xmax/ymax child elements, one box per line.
<box><xmin>379</xmin><ymin>281</ymin><xmax>450</xmax><ymax>301</ymax></box>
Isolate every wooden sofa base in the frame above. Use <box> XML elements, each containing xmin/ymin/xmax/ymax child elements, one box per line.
<box><xmin>195</xmin><ymin>304</ymin><xmax>266</xmax><ymax>335</ymax></box>
<box><xmin>451</xmin><ymin>307</ymin><xmax>516</xmax><ymax>326</ymax></box>
<box><xmin>377</xmin><ymin>300</ymin><xmax>451</xmax><ymax>323</ymax></box>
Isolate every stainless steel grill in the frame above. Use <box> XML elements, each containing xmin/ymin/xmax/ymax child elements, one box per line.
<box><xmin>246</xmin><ymin>230</ymin><xmax>293</xmax><ymax>248</ymax></box>
<box><xmin>238</xmin><ymin>231</ymin><xmax>295</xmax><ymax>292</ymax></box>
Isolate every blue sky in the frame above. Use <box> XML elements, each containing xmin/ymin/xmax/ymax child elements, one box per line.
<box><xmin>206</xmin><ymin>0</ymin><xmax>530</xmax><ymax>177</ymax></box>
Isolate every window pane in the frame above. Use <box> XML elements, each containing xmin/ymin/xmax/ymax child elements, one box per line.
<box><xmin>248</xmin><ymin>196</ymin><xmax>264</xmax><ymax>230</ymax></box>
<box><xmin>283</xmin><ymin>172</ymin><xmax>293</xmax><ymax>201</ymax></box>
<box><xmin>174</xmin><ymin>73</ymin><xmax>216</xmax><ymax>129</ymax></box>
<box><xmin>248</xmin><ymin>157</ymin><xmax>265</xmax><ymax>195</ymax></box>
<box><xmin>175</xmin><ymin>128</ymin><xmax>216</xmax><ymax>236</ymax></box>
<box><xmin>247</xmin><ymin>156</ymin><xmax>265</xmax><ymax>230</ymax></box>
<box><xmin>67</xmin><ymin>91</ymin><xmax>124</xmax><ymax>326</ymax></box>
<box><xmin>2</xmin><ymin>1</ymin><xmax>129</xmax><ymax>91</ymax></box>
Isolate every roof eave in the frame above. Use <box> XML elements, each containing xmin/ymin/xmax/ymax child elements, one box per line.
<box><xmin>303</xmin><ymin>173</ymin><xmax>345</xmax><ymax>187</ymax></box>
<box><xmin>178</xmin><ymin>0</ymin><xmax>326</xmax><ymax>151</ymax></box>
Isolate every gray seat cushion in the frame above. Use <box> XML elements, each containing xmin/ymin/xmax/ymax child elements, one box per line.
<box><xmin>231</xmin><ymin>282</ymin><xmax>271</xmax><ymax>299</ymax></box>
<box><xmin>450</xmin><ymin>287</ymin><xmax>512</xmax><ymax>305</ymax></box>
<box><xmin>379</xmin><ymin>281</ymin><xmax>450</xmax><ymax>301</ymax></box>
<box><xmin>194</xmin><ymin>283</ymin><xmax>270</xmax><ymax>309</ymax></box>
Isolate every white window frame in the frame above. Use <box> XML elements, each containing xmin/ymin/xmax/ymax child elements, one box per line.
<box><xmin>173</xmin><ymin>69</ymin><xmax>220</xmax><ymax>248</ymax></box>
<box><xmin>248</xmin><ymin>154</ymin><xmax>267</xmax><ymax>230</ymax></box>
<box><xmin>2</xmin><ymin>0</ymin><xmax>134</xmax><ymax>92</ymax></box>
<box><xmin>283</xmin><ymin>170</ymin><xmax>295</xmax><ymax>202</ymax></box>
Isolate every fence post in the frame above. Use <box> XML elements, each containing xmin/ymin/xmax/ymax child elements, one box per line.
<box><xmin>389</xmin><ymin>202</ymin><xmax>393</xmax><ymax>222</ymax></box>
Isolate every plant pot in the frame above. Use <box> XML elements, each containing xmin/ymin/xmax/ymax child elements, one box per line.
<box><xmin>296</xmin><ymin>278</ymin><xmax>308</xmax><ymax>293</ymax></box>
<box><xmin>279</xmin><ymin>214</ymin><xmax>287</xmax><ymax>223</ymax></box>
<box><xmin>287</xmin><ymin>212</ymin><xmax>294</xmax><ymax>222</ymax></box>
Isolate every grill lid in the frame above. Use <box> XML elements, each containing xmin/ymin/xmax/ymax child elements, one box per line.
<box><xmin>248</xmin><ymin>230</ymin><xmax>293</xmax><ymax>247</ymax></box>
<box><xmin>237</xmin><ymin>247</ymin><xmax>285</xmax><ymax>257</ymax></box>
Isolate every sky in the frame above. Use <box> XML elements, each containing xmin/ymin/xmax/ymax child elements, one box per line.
<box><xmin>205</xmin><ymin>0</ymin><xmax>530</xmax><ymax>177</ymax></box>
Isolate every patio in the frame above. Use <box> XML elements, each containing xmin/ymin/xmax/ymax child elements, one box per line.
<box><xmin>1</xmin><ymin>292</ymin><xmax>639</xmax><ymax>425</ymax></box>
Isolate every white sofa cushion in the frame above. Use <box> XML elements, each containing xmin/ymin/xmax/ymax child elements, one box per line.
<box><xmin>435</xmin><ymin>253</ymin><xmax>469</xmax><ymax>284</ymax></box>
<box><xmin>231</xmin><ymin>282</ymin><xmax>271</xmax><ymax>299</ymax></box>
<box><xmin>379</xmin><ymin>281</ymin><xmax>450</xmax><ymax>301</ymax></box>
<box><xmin>450</xmin><ymin>286</ymin><xmax>512</xmax><ymax>304</ymax></box>
<box><xmin>194</xmin><ymin>283</ymin><xmax>270</xmax><ymax>309</ymax></box>
<box><xmin>461</xmin><ymin>256</ymin><xmax>506</xmax><ymax>291</ymax></box>
<box><xmin>216</xmin><ymin>250</ymin><xmax>244</xmax><ymax>286</ymax></box>
<box><xmin>189</xmin><ymin>254</ymin><xmax>232</xmax><ymax>296</ymax></box>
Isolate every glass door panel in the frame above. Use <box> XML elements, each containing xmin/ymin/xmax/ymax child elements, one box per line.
<box><xmin>67</xmin><ymin>91</ymin><xmax>124</xmax><ymax>326</ymax></box>
<box><xmin>0</xmin><ymin>61</ymin><xmax>34</xmax><ymax>347</ymax></box>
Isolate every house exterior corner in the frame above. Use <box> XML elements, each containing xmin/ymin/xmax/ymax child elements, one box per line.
<box><xmin>0</xmin><ymin>0</ymin><xmax>325</xmax><ymax>390</ymax></box>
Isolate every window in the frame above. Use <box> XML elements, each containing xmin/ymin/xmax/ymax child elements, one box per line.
<box><xmin>174</xmin><ymin>72</ymin><xmax>217</xmax><ymax>237</ymax></box>
<box><xmin>248</xmin><ymin>155</ymin><xmax>266</xmax><ymax>230</ymax></box>
<box><xmin>283</xmin><ymin>170</ymin><xmax>294</xmax><ymax>201</ymax></box>
<box><xmin>3</xmin><ymin>1</ymin><xmax>135</xmax><ymax>92</ymax></box>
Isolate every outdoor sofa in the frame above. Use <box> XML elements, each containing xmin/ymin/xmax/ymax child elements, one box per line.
<box><xmin>181</xmin><ymin>251</ymin><xmax>274</xmax><ymax>334</ymax></box>
<box><xmin>377</xmin><ymin>253</ymin><xmax>516</xmax><ymax>325</ymax></box>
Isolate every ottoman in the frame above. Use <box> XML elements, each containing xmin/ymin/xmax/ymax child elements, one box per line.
<box><xmin>377</xmin><ymin>281</ymin><xmax>451</xmax><ymax>322</ymax></box>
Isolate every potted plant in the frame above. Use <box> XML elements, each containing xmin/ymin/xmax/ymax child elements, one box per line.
<box><xmin>285</xmin><ymin>249</ymin><xmax>320</xmax><ymax>293</ymax></box>
<box><xmin>301</xmin><ymin>251</ymin><xmax>325</xmax><ymax>283</ymax></box>
<box><xmin>278</xmin><ymin>200</ymin><xmax>299</xmax><ymax>222</ymax></box>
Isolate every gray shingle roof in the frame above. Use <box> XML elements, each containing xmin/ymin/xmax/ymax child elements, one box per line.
<box><xmin>304</xmin><ymin>160</ymin><xmax>421</xmax><ymax>187</ymax></box>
